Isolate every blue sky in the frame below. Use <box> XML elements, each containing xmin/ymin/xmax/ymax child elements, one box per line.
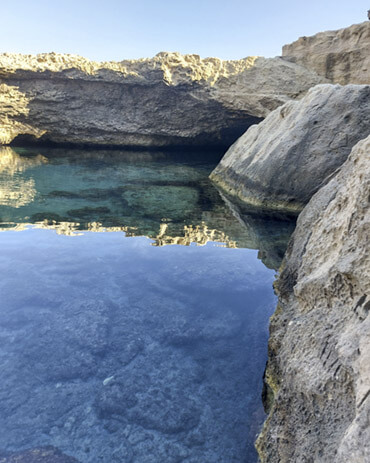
<box><xmin>1</xmin><ymin>0</ymin><xmax>369</xmax><ymax>61</ymax></box>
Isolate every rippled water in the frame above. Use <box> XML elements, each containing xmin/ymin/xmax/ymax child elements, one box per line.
<box><xmin>0</xmin><ymin>146</ymin><xmax>296</xmax><ymax>463</ymax></box>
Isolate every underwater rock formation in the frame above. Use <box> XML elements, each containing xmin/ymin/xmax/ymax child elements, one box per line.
<box><xmin>0</xmin><ymin>446</ymin><xmax>80</xmax><ymax>462</ymax></box>
<box><xmin>210</xmin><ymin>84</ymin><xmax>370</xmax><ymax>211</ymax></box>
<box><xmin>257</xmin><ymin>135</ymin><xmax>370</xmax><ymax>462</ymax></box>
<box><xmin>0</xmin><ymin>52</ymin><xmax>324</xmax><ymax>147</ymax></box>
<box><xmin>282</xmin><ymin>21</ymin><xmax>370</xmax><ymax>85</ymax></box>
<box><xmin>0</xmin><ymin>225</ymin><xmax>278</xmax><ymax>462</ymax></box>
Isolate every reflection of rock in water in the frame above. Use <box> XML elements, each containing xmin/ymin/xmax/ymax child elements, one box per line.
<box><xmin>0</xmin><ymin>146</ymin><xmax>296</xmax><ymax>267</ymax></box>
<box><xmin>0</xmin><ymin>210</ymin><xmax>295</xmax><ymax>268</ymax></box>
<box><xmin>0</xmin><ymin>220</ymin><xmax>240</xmax><ymax>248</ymax></box>
<box><xmin>0</xmin><ymin>446</ymin><xmax>79</xmax><ymax>462</ymax></box>
<box><xmin>0</xmin><ymin>146</ymin><xmax>47</xmax><ymax>175</ymax></box>
<box><xmin>0</xmin><ymin>213</ymin><xmax>295</xmax><ymax>269</ymax></box>
<box><xmin>152</xmin><ymin>223</ymin><xmax>237</xmax><ymax>247</ymax></box>
<box><xmin>216</xmin><ymin>189</ymin><xmax>297</xmax><ymax>269</ymax></box>
<box><xmin>0</xmin><ymin>147</ymin><xmax>47</xmax><ymax>207</ymax></box>
<box><xmin>0</xmin><ymin>177</ymin><xmax>36</xmax><ymax>207</ymax></box>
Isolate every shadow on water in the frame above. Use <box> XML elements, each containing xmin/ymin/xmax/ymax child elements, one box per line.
<box><xmin>0</xmin><ymin>146</ymin><xmax>297</xmax><ymax>463</ymax></box>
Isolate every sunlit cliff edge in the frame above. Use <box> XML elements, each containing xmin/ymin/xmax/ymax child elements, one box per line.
<box><xmin>0</xmin><ymin>51</ymin><xmax>324</xmax><ymax>147</ymax></box>
<box><xmin>283</xmin><ymin>21</ymin><xmax>370</xmax><ymax>84</ymax></box>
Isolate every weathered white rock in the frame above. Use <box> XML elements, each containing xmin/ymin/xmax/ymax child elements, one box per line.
<box><xmin>282</xmin><ymin>21</ymin><xmax>370</xmax><ymax>84</ymax></box>
<box><xmin>0</xmin><ymin>83</ymin><xmax>45</xmax><ymax>144</ymax></box>
<box><xmin>210</xmin><ymin>84</ymin><xmax>370</xmax><ymax>210</ymax></box>
<box><xmin>257</xmin><ymin>135</ymin><xmax>370</xmax><ymax>462</ymax></box>
<box><xmin>0</xmin><ymin>52</ymin><xmax>324</xmax><ymax>147</ymax></box>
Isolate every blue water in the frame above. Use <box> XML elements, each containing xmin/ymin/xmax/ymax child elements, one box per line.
<box><xmin>0</xmin><ymin>146</ymin><xmax>295</xmax><ymax>462</ymax></box>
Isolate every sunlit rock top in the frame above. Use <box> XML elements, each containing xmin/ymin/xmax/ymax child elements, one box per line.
<box><xmin>0</xmin><ymin>51</ymin><xmax>259</xmax><ymax>85</ymax></box>
<box><xmin>0</xmin><ymin>51</ymin><xmax>325</xmax><ymax>147</ymax></box>
<box><xmin>282</xmin><ymin>21</ymin><xmax>370</xmax><ymax>84</ymax></box>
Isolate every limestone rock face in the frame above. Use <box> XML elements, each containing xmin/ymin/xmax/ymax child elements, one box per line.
<box><xmin>282</xmin><ymin>21</ymin><xmax>370</xmax><ymax>84</ymax></box>
<box><xmin>257</xmin><ymin>135</ymin><xmax>370</xmax><ymax>462</ymax></box>
<box><xmin>0</xmin><ymin>52</ymin><xmax>324</xmax><ymax>147</ymax></box>
<box><xmin>0</xmin><ymin>83</ymin><xmax>45</xmax><ymax>144</ymax></box>
<box><xmin>210</xmin><ymin>84</ymin><xmax>370</xmax><ymax>210</ymax></box>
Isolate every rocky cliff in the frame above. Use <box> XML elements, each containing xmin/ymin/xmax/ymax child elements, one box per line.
<box><xmin>257</xmin><ymin>135</ymin><xmax>370</xmax><ymax>462</ymax></box>
<box><xmin>282</xmin><ymin>21</ymin><xmax>370</xmax><ymax>84</ymax></box>
<box><xmin>0</xmin><ymin>52</ymin><xmax>324</xmax><ymax>147</ymax></box>
<box><xmin>210</xmin><ymin>84</ymin><xmax>370</xmax><ymax>211</ymax></box>
<box><xmin>1</xmin><ymin>21</ymin><xmax>369</xmax><ymax>149</ymax></box>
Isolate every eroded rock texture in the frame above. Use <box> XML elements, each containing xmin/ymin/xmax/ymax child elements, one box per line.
<box><xmin>210</xmin><ymin>84</ymin><xmax>370</xmax><ymax>210</ymax></box>
<box><xmin>257</xmin><ymin>135</ymin><xmax>370</xmax><ymax>462</ymax></box>
<box><xmin>0</xmin><ymin>52</ymin><xmax>324</xmax><ymax>147</ymax></box>
<box><xmin>282</xmin><ymin>21</ymin><xmax>370</xmax><ymax>84</ymax></box>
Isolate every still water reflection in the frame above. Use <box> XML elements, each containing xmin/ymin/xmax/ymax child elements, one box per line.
<box><xmin>0</xmin><ymin>146</ymin><xmax>296</xmax><ymax>463</ymax></box>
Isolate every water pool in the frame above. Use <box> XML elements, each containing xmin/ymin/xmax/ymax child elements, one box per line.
<box><xmin>0</xmin><ymin>146</ymin><xmax>295</xmax><ymax>463</ymax></box>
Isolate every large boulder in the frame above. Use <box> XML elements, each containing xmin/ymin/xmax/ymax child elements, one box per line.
<box><xmin>0</xmin><ymin>52</ymin><xmax>324</xmax><ymax>147</ymax></box>
<box><xmin>210</xmin><ymin>84</ymin><xmax>370</xmax><ymax>211</ymax></box>
<box><xmin>282</xmin><ymin>21</ymin><xmax>370</xmax><ymax>85</ymax></box>
<box><xmin>257</xmin><ymin>135</ymin><xmax>370</xmax><ymax>462</ymax></box>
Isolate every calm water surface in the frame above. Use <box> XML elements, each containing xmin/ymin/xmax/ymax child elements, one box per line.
<box><xmin>0</xmin><ymin>146</ymin><xmax>296</xmax><ymax>462</ymax></box>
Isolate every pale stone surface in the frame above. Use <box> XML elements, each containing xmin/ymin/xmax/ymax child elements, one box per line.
<box><xmin>0</xmin><ymin>52</ymin><xmax>324</xmax><ymax>147</ymax></box>
<box><xmin>210</xmin><ymin>84</ymin><xmax>370</xmax><ymax>210</ymax></box>
<box><xmin>282</xmin><ymin>21</ymin><xmax>370</xmax><ymax>84</ymax></box>
<box><xmin>257</xmin><ymin>135</ymin><xmax>370</xmax><ymax>462</ymax></box>
<box><xmin>0</xmin><ymin>84</ymin><xmax>45</xmax><ymax>144</ymax></box>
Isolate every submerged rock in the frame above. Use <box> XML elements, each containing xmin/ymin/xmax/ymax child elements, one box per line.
<box><xmin>257</xmin><ymin>135</ymin><xmax>370</xmax><ymax>462</ymax></box>
<box><xmin>0</xmin><ymin>52</ymin><xmax>324</xmax><ymax>147</ymax></box>
<box><xmin>210</xmin><ymin>84</ymin><xmax>370</xmax><ymax>210</ymax></box>
<box><xmin>0</xmin><ymin>446</ymin><xmax>80</xmax><ymax>462</ymax></box>
<box><xmin>282</xmin><ymin>21</ymin><xmax>370</xmax><ymax>85</ymax></box>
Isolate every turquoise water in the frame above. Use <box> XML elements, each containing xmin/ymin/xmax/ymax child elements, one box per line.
<box><xmin>0</xmin><ymin>146</ymin><xmax>295</xmax><ymax>462</ymax></box>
